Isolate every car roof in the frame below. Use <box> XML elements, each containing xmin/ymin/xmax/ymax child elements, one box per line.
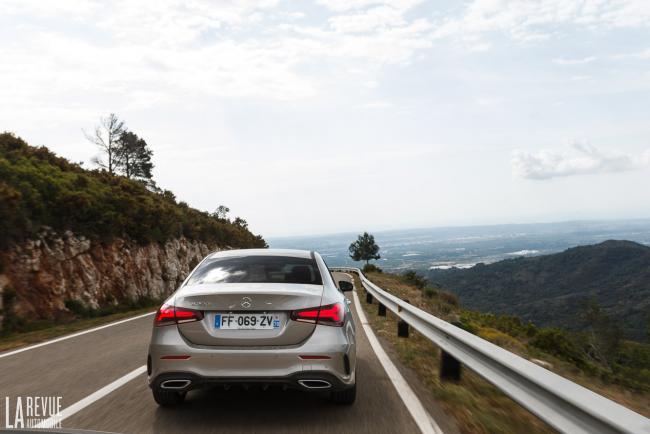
<box><xmin>207</xmin><ymin>248</ymin><xmax>314</xmax><ymax>260</ymax></box>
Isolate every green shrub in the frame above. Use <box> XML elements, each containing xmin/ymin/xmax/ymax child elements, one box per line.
<box><xmin>128</xmin><ymin>294</ymin><xmax>158</xmax><ymax>310</ymax></box>
<box><xmin>440</xmin><ymin>291</ymin><xmax>459</xmax><ymax>307</ymax></box>
<box><xmin>423</xmin><ymin>286</ymin><xmax>437</xmax><ymax>298</ymax></box>
<box><xmin>64</xmin><ymin>299</ymin><xmax>89</xmax><ymax>317</ymax></box>
<box><xmin>453</xmin><ymin>317</ymin><xmax>478</xmax><ymax>335</ymax></box>
<box><xmin>530</xmin><ymin>328</ymin><xmax>586</xmax><ymax>366</ymax></box>
<box><xmin>467</xmin><ymin>311</ymin><xmax>529</xmax><ymax>337</ymax></box>
<box><xmin>363</xmin><ymin>263</ymin><xmax>383</xmax><ymax>273</ymax></box>
<box><xmin>402</xmin><ymin>270</ymin><xmax>428</xmax><ymax>289</ymax></box>
<box><xmin>525</xmin><ymin>322</ymin><xmax>538</xmax><ymax>337</ymax></box>
<box><xmin>1</xmin><ymin>286</ymin><xmax>22</xmax><ymax>332</ymax></box>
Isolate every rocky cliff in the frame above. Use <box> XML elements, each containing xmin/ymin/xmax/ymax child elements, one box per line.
<box><xmin>0</xmin><ymin>228</ymin><xmax>220</xmax><ymax>325</ymax></box>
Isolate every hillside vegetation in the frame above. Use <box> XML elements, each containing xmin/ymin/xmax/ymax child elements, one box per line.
<box><xmin>357</xmin><ymin>270</ymin><xmax>649</xmax><ymax>433</ymax></box>
<box><xmin>0</xmin><ymin>132</ymin><xmax>265</xmax><ymax>248</ymax></box>
<box><xmin>429</xmin><ymin>240</ymin><xmax>650</xmax><ymax>341</ymax></box>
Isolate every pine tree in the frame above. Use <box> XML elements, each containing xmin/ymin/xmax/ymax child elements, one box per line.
<box><xmin>115</xmin><ymin>131</ymin><xmax>154</xmax><ymax>181</ymax></box>
<box><xmin>349</xmin><ymin>232</ymin><xmax>381</xmax><ymax>265</ymax></box>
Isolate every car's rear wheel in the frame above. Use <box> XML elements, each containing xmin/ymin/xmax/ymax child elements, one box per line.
<box><xmin>152</xmin><ymin>388</ymin><xmax>186</xmax><ymax>407</ymax></box>
<box><xmin>329</xmin><ymin>383</ymin><xmax>356</xmax><ymax>405</ymax></box>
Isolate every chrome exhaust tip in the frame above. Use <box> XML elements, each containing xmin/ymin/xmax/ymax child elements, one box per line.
<box><xmin>160</xmin><ymin>379</ymin><xmax>191</xmax><ymax>390</ymax></box>
<box><xmin>298</xmin><ymin>379</ymin><xmax>332</xmax><ymax>389</ymax></box>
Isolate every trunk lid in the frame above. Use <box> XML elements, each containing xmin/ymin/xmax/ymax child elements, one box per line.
<box><xmin>174</xmin><ymin>282</ymin><xmax>323</xmax><ymax>347</ymax></box>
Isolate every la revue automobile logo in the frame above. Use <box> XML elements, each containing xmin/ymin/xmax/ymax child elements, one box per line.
<box><xmin>5</xmin><ymin>396</ymin><xmax>62</xmax><ymax>429</ymax></box>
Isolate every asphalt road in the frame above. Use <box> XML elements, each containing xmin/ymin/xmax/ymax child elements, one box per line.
<box><xmin>0</xmin><ymin>276</ymin><xmax>424</xmax><ymax>434</ymax></box>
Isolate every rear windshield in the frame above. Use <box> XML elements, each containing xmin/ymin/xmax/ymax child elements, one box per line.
<box><xmin>186</xmin><ymin>255</ymin><xmax>323</xmax><ymax>285</ymax></box>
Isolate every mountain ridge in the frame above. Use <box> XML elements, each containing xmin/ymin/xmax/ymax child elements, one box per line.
<box><xmin>429</xmin><ymin>240</ymin><xmax>650</xmax><ymax>341</ymax></box>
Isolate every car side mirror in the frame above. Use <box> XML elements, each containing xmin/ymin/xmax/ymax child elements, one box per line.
<box><xmin>338</xmin><ymin>281</ymin><xmax>353</xmax><ymax>292</ymax></box>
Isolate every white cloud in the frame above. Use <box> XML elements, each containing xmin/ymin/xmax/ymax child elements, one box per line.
<box><xmin>317</xmin><ymin>0</ymin><xmax>423</xmax><ymax>13</ymax></box>
<box><xmin>2</xmin><ymin>0</ymin><xmax>101</xmax><ymax>17</ymax></box>
<box><xmin>475</xmin><ymin>97</ymin><xmax>502</xmax><ymax>107</ymax></box>
<box><xmin>357</xmin><ymin>100</ymin><xmax>393</xmax><ymax>109</ymax></box>
<box><xmin>614</xmin><ymin>48</ymin><xmax>650</xmax><ymax>59</ymax></box>
<box><xmin>553</xmin><ymin>56</ymin><xmax>596</xmax><ymax>65</ymax></box>
<box><xmin>328</xmin><ymin>5</ymin><xmax>406</xmax><ymax>33</ymax></box>
<box><xmin>597</xmin><ymin>0</ymin><xmax>650</xmax><ymax>27</ymax></box>
<box><xmin>0</xmin><ymin>0</ymin><xmax>436</xmax><ymax>115</ymax></box>
<box><xmin>512</xmin><ymin>141</ymin><xmax>650</xmax><ymax>180</ymax></box>
<box><xmin>570</xmin><ymin>75</ymin><xmax>592</xmax><ymax>81</ymax></box>
<box><xmin>432</xmin><ymin>0</ymin><xmax>650</xmax><ymax>45</ymax></box>
<box><xmin>100</xmin><ymin>0</ymin><xmax>281</xmax><ymax>47</ymax></box>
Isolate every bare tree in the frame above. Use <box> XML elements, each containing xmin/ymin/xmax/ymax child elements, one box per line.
<box><xmin>212</xmin><ymin>205</ymin><xmax>230</xmax><ymax>220</ymax></box>
<box><xmin>84</xmin><ymin>113</ymin><xmax>125</xmax><ymax>174</ymax></box>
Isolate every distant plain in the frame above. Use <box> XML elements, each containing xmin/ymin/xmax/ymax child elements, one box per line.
<box><xmin>268</xmin><ymin>219</ymin><xmax>650</xmax><ymax>271</ymax></box>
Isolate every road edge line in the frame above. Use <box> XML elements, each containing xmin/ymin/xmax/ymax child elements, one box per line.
<box><xmin>0</xmin><ymin>311</ymin><xmax>156</xmax><ymax>359</ymax></box>
<box><xmin>352</xmin><ymin>289</ymin><xmax>443</xmax><ymax>434</ymax></box>
<box><xmin>35</xmin><ymin>365</ymin><xmax>147</xmax><ymax>428</ymax></box>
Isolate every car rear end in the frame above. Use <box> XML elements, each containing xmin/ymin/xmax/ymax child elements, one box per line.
<box><xmin>147</xmin><ymin>249</ymin><xmax>356</xmax><ymax>406</ymax></box>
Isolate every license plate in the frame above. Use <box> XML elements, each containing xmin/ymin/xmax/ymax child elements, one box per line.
<box><xmin>215</xmin><ymin>313</ymin><xmax>281</xmax><ymax>330</ymax></box>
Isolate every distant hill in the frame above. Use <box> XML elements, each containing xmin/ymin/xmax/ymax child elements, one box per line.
<box><xmin>429</xmin><ymin>240</ymin><xmax>650</xmax><ymax>341</ymax></box>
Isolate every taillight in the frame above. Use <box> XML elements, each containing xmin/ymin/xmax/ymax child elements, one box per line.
<box><xmin>291</xmin><ymin>302</ymin><xmax>344</xmax><ymax>327</ymax></box>
<box><xmin>155</xmin><ymin>304</ymin><xmax>204</xmax><ymax>327</ymax></box>
<box><xmin>155</xmin><ymin>304</ymin><xmax>175</xmax><ymax>326</ymax></box>
<box><xmin>174</xmin><ymin>307</ymin><xmax>204</xmax><ymax>324</ymax></box>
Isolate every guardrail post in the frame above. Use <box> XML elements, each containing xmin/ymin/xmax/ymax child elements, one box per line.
<box><xmin>397</xmin><ymin>319</ymin><xmax>409</xmax><ymax>337</ymax></box>
<box><xmin>377</xmin><ymin>302</ymin><xmax>386</xmax><ymax>316</ymax></box>
<box><xmin>397</xmin><ymin>299</ymin><xmax>409</xmax><ymax>338</ymax></box>
<box><xmin>440</xmin><ymin>350</ymin><xmax>461</xmax><ymax>381</ymax></box>
<box><xmin>366</xmin><ymin>292</ymin><xmax>373</xmax><ymax>304</ymax></box>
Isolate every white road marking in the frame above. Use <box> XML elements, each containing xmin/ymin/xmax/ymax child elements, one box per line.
<box><xmin>35</xmin><ymin>365</ymin><xmax>147</xmax><ymax>428</ymax></box>
<box><xmin>352</xmin><ymin>289</ymin><xmax>444</xmax><ymax>434</ymax></box>
<box><xmin>0</xmin><ymin>311</ymin><xmax>155</xmax><ymax>359</ymax></box>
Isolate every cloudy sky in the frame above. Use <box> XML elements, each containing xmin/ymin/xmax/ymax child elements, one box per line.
<box><xmin>2</xmin><ymin>0</ymin><xmax>650</xmax><ymax>237</ymax></box>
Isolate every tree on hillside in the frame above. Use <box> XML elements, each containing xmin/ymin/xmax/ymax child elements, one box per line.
<box><xmin>349</xmin><ymin>232</ymin><xmax>381</xmax><ymax>265</ymax></box>
<box><xmin>212</xmin><ymin>205</ymin><xmax>230</xmax><ymax>220</ymax></box>
<box><xmin>233</xmin><ymin>217</ymin><xmax>248</xmax><ymax>230</ymax></box>
<box><xmin>85</xmin><ymin>113</ymin><xmax>125</xmax><ymax>174</ymax></box>
<box><xmin>115</xmin><ymin>131</ymin><xmax>154</xmax><ymax>181</ymax></box>
<box><xmin>582</xmin><ymin>298</ymin><xmax>622</xmax><ymax>368</ymax></box>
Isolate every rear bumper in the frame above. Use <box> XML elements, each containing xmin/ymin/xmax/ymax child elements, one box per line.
<box><xmin>148</xmin><ymin>323</ymin><xmax>356</xmax><ymax>390</ymax></box>
<box><xmin>150</xmin><ymin>370</ymin><xmax>352</xmax><ymax>392</ymax></box>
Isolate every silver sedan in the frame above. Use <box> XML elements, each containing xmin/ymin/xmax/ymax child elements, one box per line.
<box><xmin>147</xmin><ymin>249</ymin><xmax>357</xmax><ymax>406</ymax></box>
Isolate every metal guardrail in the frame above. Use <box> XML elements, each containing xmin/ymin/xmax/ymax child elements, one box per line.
<box><xmin>331</xmin><ymin>267</ymin><xmax>650</xmax><ymax>434</ymax></box>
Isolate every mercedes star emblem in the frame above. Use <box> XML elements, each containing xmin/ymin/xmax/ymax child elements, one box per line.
<box><xmin>241</xmin><ymin>296</ymin><xmax>252</xmax><ymax>309</ymax></box>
